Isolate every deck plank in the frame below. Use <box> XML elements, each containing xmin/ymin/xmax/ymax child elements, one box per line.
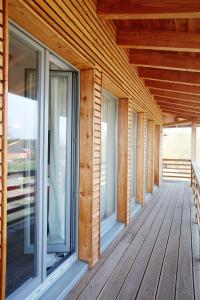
<box><xmin>77</xmin><ymin>184</ymin><xmax>172</xmax><ymax>300</ymax></box>
<box><xmin>156</xmin><ymin>183</ymin><xmax>184</xmax><ymax>300</ymax></box>
<box><xmin>66</xmin><ymin>184</ymin><xmax>170</xmax><ymax>300</ymax></box>
<box><xmin>136</xmin><ymin>182</ymin><xmax>185</xmax><ymax>300</ymax></box>
<box><xmin>116</xmin><ymin>183</ymin><xmax>178</xmax><ymax>299</ymax></box>
<box><xmin>176</xmin><ymin>183</ymin><xmax>194</xmax><ymax>300</ymax></box>
<box><xmin>65</xmin><ymin>182</ymin><xmax>197</xmax><ymax>300</ymax></box>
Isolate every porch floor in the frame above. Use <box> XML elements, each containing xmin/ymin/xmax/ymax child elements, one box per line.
<box><xmin>66</xmin><ymin>182</ymin><xmax>200</xmax><ymax>300</ymax></box>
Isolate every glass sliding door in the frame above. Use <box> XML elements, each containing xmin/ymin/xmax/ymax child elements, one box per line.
<box><xmin>100</xmin><ymin>91</ymin><xmax>118</xmax><ymax>235</ymax></box>
<box><xmin>7</xmin><ymin>30</ymin><xmax>42</xmax><ymax>297</ymax></box>
<box><xmin>46</xmin><ymin>57</ymin><xmax>73</xmax><ymax>274</ymax></box>
<box><xmin>130</xmin><ymin>112</ymin><xmax>137</xmax><ymax>214</ymax></box>
<box><xmin>7</xmin><ymin>24</ymin><xmax>79</xmax><ymax>299</ymax></box>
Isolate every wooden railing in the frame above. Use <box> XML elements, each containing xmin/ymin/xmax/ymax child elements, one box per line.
<box><xmin>191</xmin><ymin>162</ymin><xmax>200</xmax><ymax>253</ymax></box>
<box><xmin>163</xmin><ymin>159</ymin><xmax>191</xmax><ymax>181</ymax></box>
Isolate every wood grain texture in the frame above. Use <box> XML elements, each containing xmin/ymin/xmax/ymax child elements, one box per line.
<box><xmin>139</xmin><ymin>68</ymin><xmax>200</xmax><ymax>85</ymax></box>
<box><xmin>66</xmin><ymin>182</ymin><xmax>196</xmax><ymax>300</ymax></box>
<box><xmin>117</xmin><ymin>29</ymin><xmax>200</xmax><ymax>52</ymax></box>
<box><xmin>145</xmin><ymin>80</ymin><xmax>200</xmax><ymax>95</ymax></box>
<box><xmin>8</xmin><ymin>0</ymin><xmax>163</xmax><ymax>124</ymax></box>
<box><xmin>152</xmin><ymin>90</ymin><xmax>200</xmax><ymax>103</ymax></box>
<box><xmin>146</xmin><ymin>120</ymin><xmax>155</xmax><ymax>193</ymax></box>
<box><xmin>97</xmin><ymin>0</ymin><xmax>200</xmax><ymax>19</ymax></box>
<box><xmin>136</xmin><ymin>112</ymin><xmax>145</xmax><ymax>205</ymax></box>
<box><xmin>79</xmin><ymin>68</ymin><xmax>101</xmax><ymax>267</ymax></box>
<box><xmin>130</xmin><ymin>50</ymin><xmax>200</xmax><ymax>72</ymax></box>
<box><xmin>154</xmin><ymin>125</ymin><xmax>161</xmax><ymax>186</ymax></box>
<box><xmin>118</xmin><ymin>98</ymin><xmax>129</xmax><ymax>224</ymax></box>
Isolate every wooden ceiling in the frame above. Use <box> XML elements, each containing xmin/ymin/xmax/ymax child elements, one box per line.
<box><xmin>97</xmin><ymin>0</ymin><xmax>200</xmax><ymax>123</ymax></box>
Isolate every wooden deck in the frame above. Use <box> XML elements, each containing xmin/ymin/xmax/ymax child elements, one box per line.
<box><xmin>66</xmin><ymin>182</ymin><xmax>200</xmax><ymax>300</ymax></box>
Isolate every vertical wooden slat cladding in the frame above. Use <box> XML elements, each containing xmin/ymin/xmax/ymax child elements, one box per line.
<box><xmin>118</xmin><ymin>98</ymin><xmax>131</xmax><ymax>225</ymax></box>
<box><xmin>136</xmin><ymin>112</ymin><xmax>145</xmax><ymax>205</ymax></box>
<box><xmin>147</xmin><ymin>120</ymin><xmax>155</xmax><ymax>193</ymax></box>
<box><xmin>8</xmin><ymin>0</ymin><xmax>162</xmax><ymax>124</ymax></box>
<box><xmin>0</xmin><ymin>0</ymin><xmax>7</xmax><ymax>299</ymax></box>
<box><xmin>79</xmin><ymin>68</ymin><xmax>102</xmax><ymax>267</ymax></box>
<box><xmin>154</xmin><ymin>125</ymin><xmax>162</xmax><ymax>186</ymax></box>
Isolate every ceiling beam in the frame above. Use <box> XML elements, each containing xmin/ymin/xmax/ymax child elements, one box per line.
<box><xmin>161</xmin><ymin>106</ymin><xmax>200</xmax><ymax>118</ymax></box>
<box><xmin>150</xmin><ymin>89</ymin><xmax>200</xmax><ymax>103</ymax></box>
<box><xmin>97</xmin><ymin>0</ymin><xmax>200</xmax><ymax>19</ymax></box>
<box><xmin>139</xmin><ymin>68</ymin><xmax>200</xmax><ymax>85</ymax></box>
<box><xmin>162</xmin><ymin>109</ymin><xmax>200</xmax><ymax>120</ymax></box>
<box><xmin>130</xmin><ymin>50</ymin><xmax>200</xmax><ymax>72</ymax></box>
<box><xmin>145</xmin><ymin>80</ymin><xmax>200</xmax><ymax>95</ymax></box>
<box><xmin>117</xmin><ymin>30</ymin><xmax>200</xmax><ymax>52</ymax></box>
<box><xmin>156</xmin><ymin>98</ymin><xmax>200</xmax><ymax>109</ymax></box>
<box><xmin>156</xmin><ymin>99</ymin><xmax>200</xmax><ymax>112</ymax></box>
<box><xmin>159</xmin><ymin>105</ymin><xmax>200</xmax><ymax>116</ymax></box>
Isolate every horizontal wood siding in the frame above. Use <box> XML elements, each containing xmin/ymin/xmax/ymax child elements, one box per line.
<box><xmin>136</xmin><ymin>112</ymin><xmax>145</xmax><ymax>205</ymax></box>
<box><xmin>0</xmin><ymin>0</ymin><xmax>7</xmax><ymax>299</ymax></box>
<box><xmin>79</xmin><ymin>68</ymin><xmax>102</xmax><ymax>266</ymax></box>
<box><xmin>93</xmin><ymin>68</ymin><xmax>102</xmax><ymax>264</ymax></box>
<box><xmin>8</xmin><ymin>0</ymin><xmax>163</xmax><ymax>124</ymax></box>
<box><xmin>118</xmin><ymin>98</ymin><xmax>131</xmax><ymax>225</ymax></box>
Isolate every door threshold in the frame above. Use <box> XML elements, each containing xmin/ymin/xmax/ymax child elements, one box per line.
<box><xmin>26</xmin><ymin>256</ymin><xmax>88</xmax><ymax>300</ymax></box>
<box><xmin>100</xmin><ymin>222</ymin><xmax>124</xmax><ymax>254</ymax></box>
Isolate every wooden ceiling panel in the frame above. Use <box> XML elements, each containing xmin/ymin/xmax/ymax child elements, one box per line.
<box><xmin>117</xmin><ymin>30</ymin><xmax>200</xmax><ymax>52</ymax></box>
<box><xmin>130</xmin><ymin>50</ymin><xmax>200</xmax><ymax>72</ymax></box>
<box><xmin>97</xmin><ymin>1</ymin><xmax>200</xmax><ymax>19</ymax></box>
<box><xmin>97</xmin><ymin>2</ymin><xmax>200</xmax><ymax>122</ymax></box>
<box><xmin>145</xmin><ymin>80</ymin><xmax>200</xmax><ymax>95</ymax></box>
<box><xmin>139</xmin><ymin>68</ymin><xmax>200</xmax><ymax>85</ymax></box>
<box><xmin>156</xmin><ymin>98</ymin><xmax>200</xmax><ymax>110</ymax></box>
<box><xmin>150</xmin><ymin>89</ymin><xmax>200</xmax><ymax>103</ymax></box>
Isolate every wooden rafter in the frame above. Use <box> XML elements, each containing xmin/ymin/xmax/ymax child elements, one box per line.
<box><xmin>162</xmin><ymin>109</ymin><xmax>200</xmax><ymax>119</ymax></box>
<box><xmin>117</xmin><ymin>30</ymin><xmax>200</xmax><ymax>52</ymax></box>
<box><xmin>157</xmin><ymin>101</ymin><xmax>200</xmax><ymax>113</ymax></box>
<box><xmin>151</xmin><ymin>89</ymin><xmax>200</xmax><ymax>103</ymax></box>
<box><xmin>97</xmin><ymin>0</ymin><xmax>200</xmax><ymax>19</ymax></box>
<box><xmin>145</xmin><ymin>80</ymin><xmax>200</xmax><ymax>95</ymax></box>
<box><xmin>139</xmin><ymin>68</ymin><xmax>200</xmax><ymax>85</ymax></box>
<box><xmin>160</xmin><ymin>105</ymin><xmax>200</xmax><ymax>117</ymax></box>
<box><xmin>130</xmin><ymin>50</ymin><xmax>200</xmax><ymax>72</ymax></box>
<box><xmin>156</xmin><ymin>98</ymin><xmax>200</xmax><ymax>109</ymax></box>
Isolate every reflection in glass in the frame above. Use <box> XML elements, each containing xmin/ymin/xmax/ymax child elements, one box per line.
<box><xmin>6</xmin><ymin>34</ymin><xmax>38</xmax><ymax>296</ymax></box>
<box><xmin>46</xmin><ymin>61</ymin><xmax>71</xmax><ymax>274</ymax></box>
<box><xmin>100</xmin><ymin>94</ymin><xmax>117</xmax><ymax>222</ymax></box>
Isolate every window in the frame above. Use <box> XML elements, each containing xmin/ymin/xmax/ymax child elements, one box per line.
<box><xmin>6</xmin><ymin>24</ymin><xmax>79</xmax><ymax>298</ymax></box>
<box><xmin>100</xmin><ymin>91</ymin><xmax>118</xmax><ymax>235</ymax></box>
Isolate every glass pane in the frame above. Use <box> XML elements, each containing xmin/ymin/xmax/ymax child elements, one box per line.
<box><xmin>47</xmin><ymin>60</ymin><xmax>71</xmax><ymax>274</ymax></box>
<box><xmin>100</xmin><ymin>94</ymin><xmax>117</xmax><ymax>221</ymax></box>
<box><xmin>6</xmin><ymin>33</ymin><xmax>39</xmax><ymax>296</ymax></box>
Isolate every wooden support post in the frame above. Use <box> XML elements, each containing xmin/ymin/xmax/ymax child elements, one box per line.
<box><xmin>79</xmin><ymin>68</ymin><xmax>102</xmax><ymax>267</ymax></box>
<box><xmin>136</xmin><ymin>112</ymin><xmax>145</xmax><ymax>205</ymax></box>
<box><xmin>146</xmin><ymin>120</ymin><xmax>155</xmax><ymax>193</ymax></box>
<box><xmin>191</xmin><ymin>121</ymin><xmax>197</xmax><ymax>161</ymax></box>
<box><xmin>118</xmin><ymin>98</ymin><xmax>131</xmax><ymax>225</ymax></box>
<box><xmin>154</xmin><ymin>125</ymin><xmax>162</xmax><ymax>186</ymax></box>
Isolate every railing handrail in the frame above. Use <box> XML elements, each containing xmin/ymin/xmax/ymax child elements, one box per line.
<box><xmin>163</xmin><ymin>158</ymin><xmax>191</xmax><ymax>162</ymax></box>
<box><xmin>162</xmin><ymin>158</ymin><xmax>192</xmax><ymax>181</ymax></box>
<box><xmin>192</xmin><ymin>161</ymin><xmax>200</xmax><ymax>186</ymax></box>
<box><xmin>191</xmin><ymin>160</ymin><xmax>200</xmax><ymax>257</ymax></box>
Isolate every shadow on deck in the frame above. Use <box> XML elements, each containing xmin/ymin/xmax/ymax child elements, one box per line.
<box><xmin>66</xmin><ymin>181</ymin><xmax>200</xmax><ymax>300</ymax></box>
